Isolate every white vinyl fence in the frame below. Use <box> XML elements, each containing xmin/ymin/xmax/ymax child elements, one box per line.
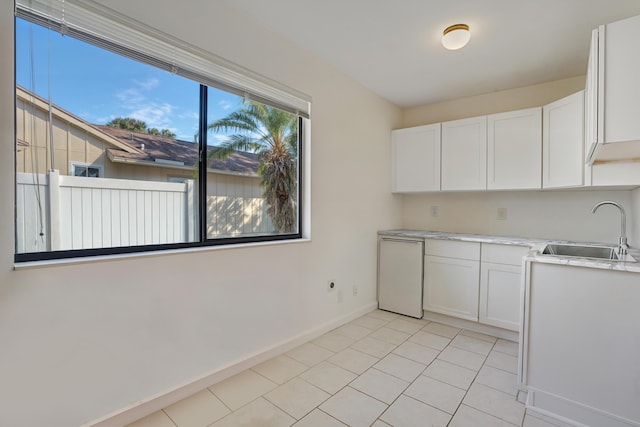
<box><xmin>16</xmin><ymin>171</ymin><xmax>274</xmax><ymax>254</ymax></box>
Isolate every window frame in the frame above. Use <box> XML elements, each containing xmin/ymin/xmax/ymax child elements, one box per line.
<box><xmin>13</xmin><ymin>2</ymin><xmax>308</xmax><ymax>263</ymax></box>
<box><xmin>70</xmin><ymin>162</ymin><xmax>103</xmax><ymax>178</ymax></box>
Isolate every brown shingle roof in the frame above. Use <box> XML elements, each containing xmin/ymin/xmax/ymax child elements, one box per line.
<box><xmin>97</xmin><ymin>126</ymin><xmax>259</xmax><ymax>175</ymax></box>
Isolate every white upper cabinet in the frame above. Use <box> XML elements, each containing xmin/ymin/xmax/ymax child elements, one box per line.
<box><xmin>543</xmin><ymin>91</ymin><xmax>585</xmax><ymax>189</ymax></box>
<box><xmin>441</xmin><ymin>116</ymin><xmax>487</xmax><ymax>191</ymax></box>
<box><xmin>391</xmin><ymin>124</ymin><xmax>441</xmax><ymax>192</ymax></box>
<box><xmin>586</xmin><ymin>14</ymin><xmax>640</xmax><ymax>163</ymax></box>
<box><xmin>487</xmin><ymin>108</ymin><xmax>542</xmax><ymax>190</ymax></box>
<box><xmin>585</xmin><ymin>29</ymin><xmax>599</xmax><ymax>163</ymax></box>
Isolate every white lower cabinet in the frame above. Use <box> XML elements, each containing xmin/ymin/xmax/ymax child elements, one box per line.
<box><xmin>478</xmin><ymin>244</ymin><xmax>529</xmax><ymax>332</ymax></box>
<box><xmin>479</xmin><ymin>263</ymin><xmax>521</xmax><ymax>331</ymax></box>
<box><xmin>423</xmin><ymin>240</ymin><xmax>481</xmax><ymax>322</ymax></box>
<box><xmin>424</xmin><ymin>255</ymin><xmax>480</xmax><ymax>321</ymax></box>
<box><xmin>423</xmin><ymin>240</ymin><xmax>528</xmax><ymax>331</ymax></box>
<box><xmin>522</xmin><ymin>261</ymin><xmax>640</xmax><ymax>426</ymax></box>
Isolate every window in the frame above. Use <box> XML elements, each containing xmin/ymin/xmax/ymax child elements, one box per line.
<box><xmin>168</xmin><ymin>176</ymin><xmax>190</xmax><ymax>183</ymax></box>
<box><xmin>70</xmin><ymin>163</ymin><xmax>103</xmax><ymax>178</ymax></box>
<box><xmin>14</xmin><ymin>0</ymin><xmax>309</xmax><ymax>262</ymax></box>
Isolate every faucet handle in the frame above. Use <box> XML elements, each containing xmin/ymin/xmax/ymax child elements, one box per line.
<box><xmin>619</xmin><ymin>236</ymin><xmax>629</xmax><ymax>255</ymax></box>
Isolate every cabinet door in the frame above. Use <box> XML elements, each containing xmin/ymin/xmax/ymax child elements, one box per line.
<box><xmin>584</xmin><ymin>28</ymin><xmax>599</xmax><ymax>162</ymax></box>
<box><xmin>441</xmin><ymin>116</ymin><xmax>487</xmax><ymax>191</ymax></box>
<box><xmin>543</xmin><ymin>91</ymin><xmax>585</xmax><ymax>189</ymax></box>
<box><xmin>479</xmin><ymin>262</ymin><xmax>522</xmax><ymax>331</ymax></box>
<box><xmin>487</xmin><ymin>108</ymin><xmax>542</xmax><ymax>190</ymax></box>
<box><xmin>602</xmin><ymin>15</ymin><xmax>640</xmax><ymax>146</ymax></box>
<box><xmin>587</xmin><ymin>15</ymin><xmax>640</xmax><ymax>163</ymax></box>
<box><xmin>423</xmin><ymin>255</ymin><xmax>479</xmax><ymax>321</ymax></box>
<box><xmin>391</xmin><ymin>124</ymin><xmax>441</xmax><ymax>192</ymax></box>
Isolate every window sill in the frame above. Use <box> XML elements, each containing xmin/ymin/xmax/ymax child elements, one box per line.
<box><xmin>13</xmin><ymin>237</ymin><xmax>311</xmax><ymax>270</ymax></box>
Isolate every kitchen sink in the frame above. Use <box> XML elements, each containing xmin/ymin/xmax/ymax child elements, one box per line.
<box><xmin>541</xmin><ymin>243</ymin><xmax>636</xmax><ymax>262</ymax></box>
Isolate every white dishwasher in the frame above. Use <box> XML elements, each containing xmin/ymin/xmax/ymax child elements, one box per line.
<box><xmin>378</xmin><ymin>236</ymin><xmax>424</xmax><ymax>318</ymax></box>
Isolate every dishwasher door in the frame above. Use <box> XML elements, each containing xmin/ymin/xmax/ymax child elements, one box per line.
<box><xmin>378</xmin><ymin>237</ymin><xmax>424</xmax><ymax>318</ymax></box>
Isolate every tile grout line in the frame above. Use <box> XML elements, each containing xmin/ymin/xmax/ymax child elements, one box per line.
<box><xmin>447</xmin><ymin>336</ymin><xmax>525</xmax><ymax>427</ymax></box>
<box><xmin>307</xmin><ymin>315</ymin><xmax>426</xmax><ymax>425</ymax></box>
<box><xmin>281</xmin><ymin>314</ymin><xmax>398</xmax><ymax>423</ymax></box>
<box><xmin>444</xmin><ymin>335</ymin><xmax>493</xmax><ymax>426</ymax></box>
<box><xmin>160</xmin><ymin>409</ymin><xmax>179</xmax><ymax>427</ymax></box>
<box><xmin>306</xmin><ymin>320</ymin><xmax>505</xmax><ymax>425</ymax></box>
<box><xmin>271</xmin><ymin>316</ymin><xmax>395</xmax><ymax>425</ymax></box>
<box><xmin>144</xmin><ymin>312</ymin><xmax>525</xmax><ymax>427</ymax></box>
<box><xmin>374</xmin><ymin>326</ymin><xmax>465</xmax><ymax>425</ymax></box>
<box><xmin>205</xmin><ymin>387</ymin><xmax>233</xmax><ymax>414</ymax></box>
<box><xmin>323</xmin><ymin>318</ymin><xmax>518</xmax><ymax>425</ymax></box>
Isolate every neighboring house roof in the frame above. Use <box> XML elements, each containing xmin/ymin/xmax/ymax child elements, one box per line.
<box><xmin>98</xmin><ymin>126</ymin><xmax>260</xmax><ymax>176</ymax></box>
<box><xmin>16</xmin><ymin>86</ymin><xmax>143</xmax><ymax>155</ymax></box>
<box><xmin>17</xmin><ymin>85</ymin><xmax>260</xmax><ymax>177</ymax></box>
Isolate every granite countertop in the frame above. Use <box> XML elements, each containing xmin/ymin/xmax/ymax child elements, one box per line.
<box><xmin>378</xmin><ymin>229</ymin><xmax>546</xmax><ymax>246</ymax></box>
<box><xmin>378</xmin><ymin>229</ymin><xmax>640</xmax><ymax>274</ymax></box>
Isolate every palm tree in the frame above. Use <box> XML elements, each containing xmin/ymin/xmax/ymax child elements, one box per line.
<box><xmin>106</xmin><ymin>117</ymin><xmax>176</xmax><ymax>139</ymax></box>
<box><xmin>208</xmin><ymin>101</ymin><xmax>298</xmax><ymax>233</ymax></box>
<box><xmin>106</xmin><ymin>117</ymin><xmax>147</xmax><ymax>132</ymax></box>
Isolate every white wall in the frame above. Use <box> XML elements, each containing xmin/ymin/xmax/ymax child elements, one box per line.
<box><xmin>402</xmin><ymin>76</ymin><xmax>586</xmax><ymax>128</ymax></box>
<box><xmin>403</xmin><ymin>190</ymin><xmax>633</xmax><ymax>244</ymax></box>
<box><xmin>400</xmin><ymin>78</ymin><xmax>640</xmax><ymax>246</ymax></box>
<box><xmin>632</xmin><ymin>188</ymin><xmax>640</xmax><ymax>245</ymax></box>
<box><xmin>0</xmin><ymin>1</ymin><xmax>402</xmax><ymax>426</ymax></box>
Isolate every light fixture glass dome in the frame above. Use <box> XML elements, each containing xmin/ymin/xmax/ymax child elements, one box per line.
<box><xmin>442</xmin><ymin>24</ymin><xmax>470</xmax><ymax>50</ymax></box>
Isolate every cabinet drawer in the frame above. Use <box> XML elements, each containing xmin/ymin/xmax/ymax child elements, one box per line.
<box><xmin>425</xmin><ymin>239</ymin><xmax>480</xmax><ymax>260</ymax></box>
<box><xmin>481</xmin><ymin>243</ymin><xmax>530</xmax><ymax>265</ymax></box>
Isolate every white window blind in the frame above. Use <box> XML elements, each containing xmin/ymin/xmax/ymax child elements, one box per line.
<box><xmin>15</xmin><ymin>0</ymin><xmax>311</xmax><ymax>118</ymax></box>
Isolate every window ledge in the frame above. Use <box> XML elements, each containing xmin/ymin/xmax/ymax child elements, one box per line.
<box><xmin>13</xmin><ymin>237</ymin><xmax>311</xmax><ymax>270</ymax></box>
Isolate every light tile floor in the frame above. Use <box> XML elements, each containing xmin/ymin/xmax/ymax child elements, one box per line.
<box><xmin>127</xmin><ymin>310</ymin><xmax>566</xmax><ymax>427</ymax></box>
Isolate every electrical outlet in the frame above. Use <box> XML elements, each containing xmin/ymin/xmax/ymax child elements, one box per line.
<box><xmin>430</xmin><ymin>205</ymin><xmax>440</xmax><ymax>217</ymax></box>
<box><xmin>497</xmin><ymin>207</ymin><xmax>507</xmax><ymax>220</ymax></box>
<box><xmin>352</xmin><ymin>285</ymin><xmax>358</xmax><ymax>296</ymax></box>
<box><xmin>327</xmin><ymin>279</ymin><xmax>336</xmax><ymax>292</ymax></box>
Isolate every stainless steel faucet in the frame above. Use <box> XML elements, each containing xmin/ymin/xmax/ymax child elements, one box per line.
<box><xmin>592</xmin><ymin>201</ymin><xmax>628</xmax><ymax>255</ymax></box>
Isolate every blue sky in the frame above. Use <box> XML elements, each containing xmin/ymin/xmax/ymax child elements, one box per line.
<box><xmin>16</xmin><ymin>18</ymin><xmax>243</xmax><ymax>142</ymax></box>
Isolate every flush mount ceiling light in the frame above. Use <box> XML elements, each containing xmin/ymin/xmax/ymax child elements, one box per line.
<box><xmin>442</xmin><ymin>24</ymin><xmax>470</xmax><ymax>50</ymax></box>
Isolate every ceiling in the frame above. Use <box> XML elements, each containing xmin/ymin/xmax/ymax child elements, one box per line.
<box><xmin>222</xmin><ymin>0</ymin><xmax>640</xmax><ymax>108</ymax></box>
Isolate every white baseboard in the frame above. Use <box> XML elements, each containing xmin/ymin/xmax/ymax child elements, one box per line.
<box><xmin>422</xmin><ymin>311</ymin><xmax>519</xmax><ymax>342</ymax></box>
<box><xmin>85</xmin><ymin>302</ymin><xmax>378</xmax><ymax>427</ymax></box>
<box><xmin>525</xmin><ymin>388</ymin><xmax>640</xmax><ymax>427</ymax></box>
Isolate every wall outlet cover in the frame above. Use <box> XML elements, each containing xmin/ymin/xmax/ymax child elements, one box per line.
<box><xmin>497</xmin><ymin>207</ymin><xmax>507</xmax><ymax>220</ymax></box>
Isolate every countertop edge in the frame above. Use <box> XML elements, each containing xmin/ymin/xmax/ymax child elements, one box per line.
<box><xmin>378</xmin><ymin>229</ymin><xmax>640</xmax><ymax>273</ymax></box>
<box><xmin>378</xmin><ymin>230</ymin><xmax>546</xmax><ymax>246</ymax></box>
